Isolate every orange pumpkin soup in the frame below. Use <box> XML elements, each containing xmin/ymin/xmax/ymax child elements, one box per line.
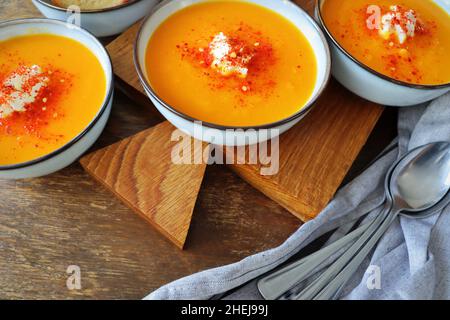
<box><xmin>0</xmin><ymin>34</ymin><xmax>106</xmax><ymax>166</ymax></box>
<box><xmin>145</xmin><ymin>1</ymin><xmax>317</xmax><ymax>127</ymax></box>
<box><xmin>321</xmin><ymin>0</ymin><xmax>450</xmax><ymax>85</ymax></box>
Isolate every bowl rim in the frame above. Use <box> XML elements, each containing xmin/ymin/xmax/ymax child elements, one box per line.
<box><xmin>134</xmin><ymin>0</ymin><xmax>332</xmax><ymax>131</ymax></box>
<box><xmin>0</xmin><ymin>18</ymin><xmax>114</xmax><ymax>171</ymax></box>
<box><xmin>33</xmin><ymin>0</ymin><xmax>145</xmax><ymax>14</ymax></box>
<box><xmin>315</xmin><ymin>0</ymin><xmax>450</xmax><ymax>90</ymax></box>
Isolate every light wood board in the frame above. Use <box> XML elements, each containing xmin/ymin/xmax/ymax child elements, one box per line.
<box><xmin>80</xmin><ymin>122</ymin><xmax>208</xmax><ymax>249</ymax></box>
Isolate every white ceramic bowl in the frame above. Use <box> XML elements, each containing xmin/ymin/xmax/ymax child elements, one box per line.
<box><xmin>32</xmin><ymin>0</ymin><xmax>160</xmax><ymax>37</ymax></box>
<box><xmin>315</xmin><ymin>0</ymin><xmax>450</xmax><ymax>107</ymax></box>
<box><xmin>0</xmin><ymin>18</ymin><xmax>113</xmax><ymax>179</ymax></box>
<box><xmin>135</xmin><ymin>0</ymin><xmax>331</xmax><ymax>146</ymax></box>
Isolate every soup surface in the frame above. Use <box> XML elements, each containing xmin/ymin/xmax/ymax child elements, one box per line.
<box><xmin>146</xmin><ymin>0</ymin><xmax>317</xmax><ymax>127</ymax></box>
<box><xmin>0</xmin><ymin>34</ymin><xmax>106</xmax><ymax>166</ymax></box>
<box><xmin>321</xmin><ymin>0</ymin><xmax>450</xmax><ymax>85</ymax></box>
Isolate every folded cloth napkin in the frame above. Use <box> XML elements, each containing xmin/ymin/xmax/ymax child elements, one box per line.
<box><xmin>147</xmin><ymin>92</ymin><xmax>450</xmax><ymax>300</ymax></box>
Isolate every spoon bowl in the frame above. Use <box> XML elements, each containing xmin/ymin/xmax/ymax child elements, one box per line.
<box><xmin>402</xmin><ymin>190</ymin><xmax>450</xmax><ymax>220</ymax></box>
<box><xmin>391</xmin><ymin>142</ymin><xmax>450</xmax><ymax>213</ymax></box>
<box><xmin>295</xmin><ymin>142</ymin><xmax>450</xmax><ymax>300</ymax></box>
<box><xmin>258</xmin><ymin>142</ymin><xmax>450</xmax><ymax>300</ymax></box>
<box><xmin>310</xmin><ymin>141</ymin><xmax>450</xmax><ymax>299</ymax></box>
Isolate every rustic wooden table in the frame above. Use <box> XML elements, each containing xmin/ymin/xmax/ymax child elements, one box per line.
<box><xmin>0</xmin><ymin>0</ymin><xmax>397</xmax><ymax>299</ymax></box>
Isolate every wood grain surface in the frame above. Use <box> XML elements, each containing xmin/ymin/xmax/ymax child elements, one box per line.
<box><xmin>104</xmin><ymin>1</ymin><xmax>384</xmax><ymax>221</ymax></box>
<box><xmin>81</xmin><ymin>122</ymin><xmax>208</xmax><ymax>249</ymax></box>
<box><xmin>0</xmin><ymin>0</ymin><xmax>397</xmax><ymax>299</ymax></box>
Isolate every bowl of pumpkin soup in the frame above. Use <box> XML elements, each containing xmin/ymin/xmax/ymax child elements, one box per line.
<box><xmin>316</xmin><ymin>0</ymin><xmax>450</xmax><ymax>106</ymax></box>
<box><xmin>135</xmin><ymin>0</ymin><xmax>331</xmax><ymax>146</ymax></box>
<box><xmin>32</xmin><ymin>0</ymin><xmax>160</xmax><ymax>37</ymax></box>
<box><xmin>0</xmin><ymin>19</ymin><xmax>113</xmax><ymax>179</ymax></box>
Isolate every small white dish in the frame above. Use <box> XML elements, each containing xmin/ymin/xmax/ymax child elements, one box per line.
<box><xmin>315</xmin><ymin>0</ymin><xmax>450</xmax><ymax>107</ymax></box>
<box><xmin>0</xmin><ymin>18</ymin><xmax>113</xmax><ymax>179</ymax></box>
<box><xmin>32</xmin><ymin>0</ymin><xmax>160</xmax><ymax>37</ymax></box>
<box><xmin>135</xmin><ymin>0</ymin><xmax>331</xmax><ymax>146</ymax></box>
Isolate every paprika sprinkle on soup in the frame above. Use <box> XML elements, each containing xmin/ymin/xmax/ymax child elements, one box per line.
<box><xmin>0</xmin><ymin>33</ymin><xmax>107</xmax><ymax>166</ymax></box>
<box><xmin>179</xmin><ymin>23</ymin><xmax>277</xmax><ymax>95</ymax></box>
<box><xmin>0</xmin><ymin>64</ymin><xmax>73</xmax><ymax>137</ymax></box>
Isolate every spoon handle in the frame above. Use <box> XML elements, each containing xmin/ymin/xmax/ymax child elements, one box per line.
<box><xmin>314</xmin><ymin>212</ymin><xmax>398</xmax><ymax>300</ymax></box>
<box><xmin>292</xmin><ymin>202</ymin><xmax>392</xmax><ymax>300</ymax></box>
<box><xmin>257</xmin><ymin>220</ymin><xmax>371</xmax><ymax>300</ymax></box>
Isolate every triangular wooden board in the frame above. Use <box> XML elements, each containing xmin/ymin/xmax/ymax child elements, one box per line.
<box><xmin>80</xmin><ymin>121</ymin><xmax>208</xmax><ymax>249</ymax></box>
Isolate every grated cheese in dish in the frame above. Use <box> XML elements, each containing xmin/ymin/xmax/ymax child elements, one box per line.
<box><xmin>378</xmin><ymin>5</ymin><xmax>418</xmax><ymax>44</ymax></box>
<box><xmin>0</xmin><ymin>65</ymin><xmax>49</xmax><ymax>119</ymax></box>
<box><xmin>208</xmin><ymin>32</ymin><xmax>254</xmax><ymax>78</ymax></box>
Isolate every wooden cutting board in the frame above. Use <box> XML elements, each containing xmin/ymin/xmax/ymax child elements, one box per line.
<box><xmin>80</xmin><ymin>121</ymin><xmax>209</xmax><ymax>249</ymax></box>
<box><xmin>81</xmin><ymin>0</ymin><xmax>383</xmax><ymax>248</ymax></box>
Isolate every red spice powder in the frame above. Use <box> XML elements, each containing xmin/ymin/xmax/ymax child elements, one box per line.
<box><xmin>0</xmin><ymin>64</ymin><xmax>73</xmax><ymax>140</ymax></box>
<box><xmin>179</xmin><ymin>23</ymin><xmax>277</xmax><ymax>97</ymax></box>
<box><xmin>356</xmin><ymin>5</ymin><xmax>434</xmax><ymax>83</ymax></box>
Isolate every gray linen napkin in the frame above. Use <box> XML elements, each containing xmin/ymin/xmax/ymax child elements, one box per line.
<box><xmin>146</xmin><ymin>92</ymin><xmax>450</xmax><ymax>300</ymax></box>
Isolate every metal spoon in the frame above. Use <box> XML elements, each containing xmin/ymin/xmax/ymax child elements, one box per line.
<box><xmin>320</xmin><ymin>190</ymin><xmax>450</xmax><ymax>300</ymax></box>
<box><xmin>256</xmin><ymin>220</ymin><xmax>371</xmax><ymax>300</ymax></box>
<box><xmin>257</xmin><ymin>142</ymin><xmax>450</xmax><ymax>300</ymax></box>
<box><xmin>298</xmin><ymin>142</ymin><xmax>450</xmax><ymax>300</ymax></box>
<box><xmin>313</xmin><ymin>141</ymin><xmax>450</xmax><ymax>299</ymax></box>
<box><xmin>257</xmin><ymin>145</ymin><xmax>402</xmax><ymax>300</ymax></box>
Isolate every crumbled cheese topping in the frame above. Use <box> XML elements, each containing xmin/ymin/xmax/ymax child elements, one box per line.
<box><xmin>0</xmin><ymin>65</ymin><xmax>49</xmax><ymax>119</ymax></box>
<box><xmin>208</xmin><ymin>32</ymin><xmax>253</xmax><ymax>78</ymax></box>
<box><xmin>378</xmin><ymin>5</ymin><xmax>417</xmax><ymax>44</ymax></box>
